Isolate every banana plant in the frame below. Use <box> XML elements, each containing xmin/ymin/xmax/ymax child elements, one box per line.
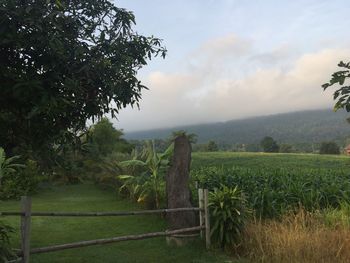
<box><xmin>0</xmin><ymin>147</ymin><xmax>25</xmax><ymax>189</ymax></box>
<box><xmin>118</xmin><ymin>141</ymin><xmax>173</xmax><ymax>209</ymax></box>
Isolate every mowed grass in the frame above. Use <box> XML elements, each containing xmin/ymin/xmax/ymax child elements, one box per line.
<box><xmin>192</xmin><ymin>152</ymin><xmax>350</xmax><ymax>170</ymax></box>
<box><xmin>0</xmin><ymin>184</ymin><xmax>231</xmax><ymax>263</ymax></box>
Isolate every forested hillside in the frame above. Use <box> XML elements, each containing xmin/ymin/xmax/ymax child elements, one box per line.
<box><xmin>125</xmin><ymin>109</ymin><xmax>350</xmax><ymax>150</ymax></box>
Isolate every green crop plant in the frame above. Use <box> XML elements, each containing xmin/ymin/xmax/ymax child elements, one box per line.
<box><xmin>192</xmin><ymin>166</ymin><xmax>350</xmax><ymax>218</ymax></box>
<box><xmin>209</xmin><ymin>185</ymin><xmax>250</xmax><ymax>249</ymax></box>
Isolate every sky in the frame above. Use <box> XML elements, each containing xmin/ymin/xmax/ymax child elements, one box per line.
<box><xmin>114</xmin><ymin>0</ymin><xmax>350</xmax><ymax>132</ymax></box>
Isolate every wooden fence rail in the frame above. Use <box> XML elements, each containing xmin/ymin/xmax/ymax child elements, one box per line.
<box><xmin>1</xmin><ymin>207</ymin><xmax>202</xmax><ymax>217</ymax></box>
<box><xmin>29</xmin><ymin>226</ymin><xmax>205</xmax><ymax>255</ymax></box>
<box><xmin>1</xmin><ymin>189</ymin><xmax>210</xmax><ymax>263</ymax></box>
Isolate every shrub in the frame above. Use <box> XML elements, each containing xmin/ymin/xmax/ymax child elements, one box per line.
<box><xmin>0</xmin><ymin>159</ymin><xmax>41</xmax><ymax>200</ymax></box>
<box><xmin>319</xmin><ymin>141</ymin><xmax>340</xmax><ymax>154</ymax></box>
<box><xmin>209</xmin><ymin>185</ymin><xmax>250</xmax><ymax>248</ymax></box>
<box><xmin>0</xmin><ymin>147</ymin><xmax>24</xmax><ymax>189</ymax></box>
<box><xmin>207</xmin><ymin>141</ymin><xmax>219</xmax><ymax>152</ymax></box>
<box><xmin>279</xmin><ymin>144</ymin><xmax>293</xmax><ymax>153</ymax></box>
<box><xmin>260</xmin><ymin>136</ymin><xmax>279</xmax><ymax>153</ymax></box>
<box><xmin>0</xmin><ymin>221</ymin><xmax>16</xmax><ymax>262</ymax></box>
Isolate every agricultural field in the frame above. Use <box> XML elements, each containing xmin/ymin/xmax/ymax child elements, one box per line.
<box><xmin>192</xmin><ymin>151</ymin><xmax>350</xmax><ymax>170</ymax></box>
<box><xmin>1</xmin><ymin>184</ymin><xmax>232</xmax><ymax>263</ymax></box>
<box><xmin>192</xmin><ymin>152</ymin><xmax>350</xmax><ymax>218</ymax></box>
<box><xmin>191</xmin><ymin>152</ymin><xmax>350</xmax><ymax>261</ymax></box>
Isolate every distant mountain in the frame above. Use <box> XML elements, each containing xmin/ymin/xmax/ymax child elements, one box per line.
<box><xmin>125</xmin><ymin>109</ymin><xmax>350</xmax><ymax>146</ymax></box>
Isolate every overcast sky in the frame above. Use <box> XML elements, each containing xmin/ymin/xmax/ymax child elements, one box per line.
<box><xmin>114</xmin><ymin>0</ymin><xmax>350</xmax><ymax>132</ymax></box>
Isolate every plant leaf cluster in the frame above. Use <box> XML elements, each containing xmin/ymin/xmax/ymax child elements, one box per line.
<box><xmin>322</xmin><ymin>61</ymin><xmax>350</xmax><ymax>112</ymax></box>
<box><xmin>209</xmin><ymin>185</ymin><xmax>250</xmax><ymax>248</ymax></box>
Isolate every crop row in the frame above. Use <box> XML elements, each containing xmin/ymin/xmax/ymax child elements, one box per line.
<box><xmin>191</xmin><ymin>166</ymin><xmax>350</xmax><ymax>218</ymax></box>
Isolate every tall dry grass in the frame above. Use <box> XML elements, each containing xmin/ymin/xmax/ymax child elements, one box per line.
<box><xmin>238</xmin><ymin>209</ymin><xmax>350</xmax><ymax>263</ymax></box>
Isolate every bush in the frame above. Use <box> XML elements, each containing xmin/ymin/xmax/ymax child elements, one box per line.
<box><xmin>0</xmin><ymin>159</ymin><xmax>42</xmax><ymax>200</ymax></box>
<box><xmin>319</xmin><ymin>141</ymin><xmax>340</xmax><ymax>155</ymax></box>
<box><xmin>260</xmin><ymin>136</ymin><xmax>279</xmax><ymax>153</ymax></box>
<box><xmin>209</xmin><ymin>185</ymin><xmax>250</xmax><ymax>248</ymax></box>
<box><xmin>279</xmin><ymin>144</ymin><xmax>293</xmax><ymax>153</ymax></box>
<box><xmin>0</xmin><ymin>221</ymin><xmax>16</xmax><ymax>262</ymax></box>
<box><xmin>207</xmin><ymin>141</ymin><xmax>219</xmax><ymax>152</ymax></box>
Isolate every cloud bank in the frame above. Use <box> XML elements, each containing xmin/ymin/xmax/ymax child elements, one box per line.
<box><xmin>116</xmin><ymin>34</ymin><xmax>350</xmax><ymax>131</ymax></box>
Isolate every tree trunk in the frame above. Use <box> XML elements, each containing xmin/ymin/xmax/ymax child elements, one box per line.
<box><xmin>166</xmin><ymin>135</ymin><xmax>196</xmax><ymax>230</ymax></box>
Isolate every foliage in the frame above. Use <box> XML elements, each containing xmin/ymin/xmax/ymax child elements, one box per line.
<box><xmin>90</xmin><ymin>152</ymin><xmax>130</xmax><ymax>187</ymax></box>
<box><xmin>322</xmin><ymin>61</ymin><xmax>350</xmax><ymax>111</ymax></box>
<box><xmin>260</xmin><ymin>136</ymin><xmax>279</xmax><ymax>153</ymax></box>
<box><xmin>192</xmin><ymin>141</ymin><xmax>219</xmax><ymax>152</ymax></box>
<box><xmin>171</xmin><ymin>130</ymin><xmax>198</xmax><ymax>144</ymax></box>
<box><xmin>130</xmin><ymin>139</ymin><xmax>171</xmax><ymax>153</ymax></box>
<box><xmin>51</xmin><ymin>142</ymin><xmax>86</xmax><ymax>184</ymax></box>
<box><xmin>0</xmin><ymin>0</ymin><xmax>166</xmax><ymax>156</ymax></box>
<box><xmin>209</xmin><ymin>185</ymin><xmax>249</xmax><ymax>248</ymax></box>
<box><xmin>0</xmin><ymin>221</ymin><xmax>16</xmax><ymax>262</ymax></box>
<box><xmin>279</xmin><ymin>144</ymin><xmax>293</xmax><ymax>153</ymax></box>
<box><xmin>87</xmin><ymin>118</ymin><xmax>133</xmax><ymax>156</ymax></box>
<box><xmin>319</xmin><ymin>141</ymin><xmax>340</xmax><ymax>155</ymax></box>
<box><xmin>48</xmin><ymin>118</ymin><xmax>133</xmax><ymax>184</ymax></box>
<box><xmin>0</xmin><ymin>159</ymin><xmax>42</xmax><ymax>200</ymax></box>
<box><xmin>0</xmin><ymin>147</ymin><xmax>24</xmax><ymax>189</ymax></box>
<box><xmin>207</xmin><ymin>141</ymin><xmax>219</xmax><ymax>152</ymax></box>
<box><xmin>193</xmin><ymin>165</ymin><xmax>350</xmax><ymax>218</ymax></box>
<box><xmin>322</xmin><ymin>201</ymin><xmax>350</xmax><ymax>228</ymax></box>
<box><xmin>118</xmin><ymin>141</ymin><xmax>173</xmax><ymax>208</ymax></box>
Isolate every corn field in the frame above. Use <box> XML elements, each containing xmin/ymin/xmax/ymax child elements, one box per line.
<box><xmin>192</xmin><ymin>166</ymin><xmax>350</xmax><ymax>218</ymax></box>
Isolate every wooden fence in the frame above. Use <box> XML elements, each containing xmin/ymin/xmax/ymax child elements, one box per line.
<box><xmin>1</xmin><ymin>189</ymin><xmax>210</xmax><ymax>263</ymax></box>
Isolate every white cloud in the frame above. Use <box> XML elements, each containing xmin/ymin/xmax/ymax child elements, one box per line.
<box><xmin>115</xmin><ymin>34</ymin><xmax>350</xmax><ymax>131</ymax></box>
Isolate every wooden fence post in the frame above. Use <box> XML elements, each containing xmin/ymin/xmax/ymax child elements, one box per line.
<box><xmin>203</xmin><ymin>189</ymin><xmax>210</xmax><ymax>249</ymax></box>
<box><xmin>198</xmin><ymin>188</ymin><xmax>204</xmax><ymax>238</ymax></box>
<box><xmin>21</xmin><ymin>196</ymin><xmax>32</xmax><ymax>263</ymax></box>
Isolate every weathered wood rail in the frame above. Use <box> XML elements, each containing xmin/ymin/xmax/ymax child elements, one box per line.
<box><xmin>0</xmin><ymin>207</ymin><xmax>202</xmax><ymax>217</ymax></box>
<box><xmin>1</xmin><ymin>189</ymin><xmax>210</xmax><ymax>263</ymax></box>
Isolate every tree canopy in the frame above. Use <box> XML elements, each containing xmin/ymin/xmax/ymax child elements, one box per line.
<box><xmin>319</xmin><ymin>141</ymin><xmax>340</xmax><ymax>155</ymax></box>
<box><xmin>260</xmin><ymin>136</ymin><xmax>279</xmax><ymax>153</ymax></box>
<box><xmin>0</xmin><ymin>0</ymin><xmax>166</xmax><ymax>154</ymax></box>
<box><xmin>207</xmin><ymin>140</ymin><xmax>219</xmax><ymax>152</ymax></box>
<box><xmin>87</xmin><ymin>118</ymin><xmax>132</xmax><ymax>156</ymax></box>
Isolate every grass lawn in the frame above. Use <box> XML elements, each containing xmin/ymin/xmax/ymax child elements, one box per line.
<box><xmin>0</xmin><ymin>184</ymin><xmax>234</xmax><ymax>263</ymax></box>
<box><xmin>192</xmin><ymin>151</ymin><xmax>350</xmax><ymax>170</ymax></box>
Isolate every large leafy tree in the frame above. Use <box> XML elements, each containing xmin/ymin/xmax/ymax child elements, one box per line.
<box><xmin>207</xmin><ymin>140</ymin><xmax>219</xmax><ymax>152</ymax></box>
<box><xmin>0</xmin><ymin>0</ymin><xmax>166</xmax><ymax>154</ymax></box>
<box><xmin>322</xmin><ymin>61</ymin><xmax>350</xmax><ymax>111</ymax></box>
<box><xmin>87</xmin><ymin>118</ymin><xmax>132</xmax><ymax>156</ymax></box>
<box><xmin>260</xmin><ymin>136</ymin><xmax>279</xmax><ymax>153</ymax></box>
